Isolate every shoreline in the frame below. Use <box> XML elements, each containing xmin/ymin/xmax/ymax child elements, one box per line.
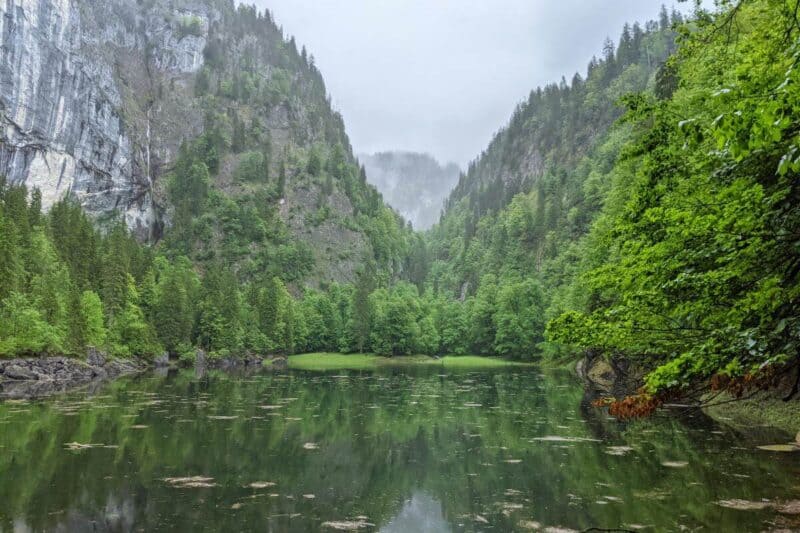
<box><xmin>0</xmin><ymin>349</ymin><xmax>289</xmax><ymax>400</ymax></box>
<box><xmin>0</xmin><ymin>352</ymin><xmax>524</xmax><ymax>399</ymax></box>
<box><xmin>0</xmin><ymin>351</ymin><xmax>146</xmax><ymax>400</ymax></box>
<box><xmin>575</xmin><ymin>351</ymin><xmax>800</xmax><ymax>436</ymax></box>
<box><xmin>4</xmin><ymin>350</ymin><xmax>796</xmax><ymax>438</ymax></box>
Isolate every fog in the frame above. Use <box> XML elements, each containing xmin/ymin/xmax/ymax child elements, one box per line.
<box><xmin>245</xmin><ymin>1</ymin><xmax>702</xmax><ymax>166</ymax></box>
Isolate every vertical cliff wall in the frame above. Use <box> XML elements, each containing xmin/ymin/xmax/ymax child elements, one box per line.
<box><xmin>0</xmin><ymin>0</ymin><xmax>402</xmax><ymax>285</ymax></box>
<box><xmin>0</xmin><ymin>0</ymin><xmax>212</xmax><ymax>238</ymax></box>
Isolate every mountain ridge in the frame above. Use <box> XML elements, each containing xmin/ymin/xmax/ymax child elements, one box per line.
<box><xmin>0</xmin><ymin>0</ymin><xmax>410</xmax><ymax>285</ymax></box>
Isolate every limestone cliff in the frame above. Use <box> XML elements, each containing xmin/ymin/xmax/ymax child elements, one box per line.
<box><xmin>0</xmin><ymin>0</ymin><xmax>216</xmax><ymax>238</ymax></box>
<box><xmin>0</xmin><ymin>0</ymin><xmax>387</xmax><ymax>284</ymax></box>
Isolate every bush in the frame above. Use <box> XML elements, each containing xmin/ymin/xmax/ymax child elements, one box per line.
<box><xmin>177</xmin><ymin>16</ymin><xmax>204</xmax><ymax>40</ymax></box>
<box><xmin>177</xmin><ymin>345</ymin><xmax>197</xmax><ymax>367</ymax></box>
<box><xmin>234</xmin><ymin>152</ymin><xmax>267</xmax><ymax>183</ymax></box>
<box><xmin>0</xmin><ymin>292</ymin><xmax>64</xmax><ymax>356</ymax></box>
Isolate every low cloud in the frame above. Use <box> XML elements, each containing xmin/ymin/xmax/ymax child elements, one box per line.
<box><xmin>245</xmin><ymin>1</ymin><xmax>700</xmax><ymax>166</ymax></box>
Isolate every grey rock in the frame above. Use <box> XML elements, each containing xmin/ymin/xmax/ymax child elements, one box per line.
<box><xmin>0</xmin><ymin>0</ymin><xmax>214</xmax><ymax>239</ymax></box>
<box><xmin>154</xmin><ymin>353</ymin><xmax>170</xmax><ymax>367</ymax></box>
<box><xmin>578</xmin><ymin>350</ymin><xmax>645</xmax><ymax>399</ymax></box>
<box><xmin>0</xmin><ymin>356</ymin><xmax>145</xmax><ymax>399</ymax></box>
<box><xmin>195</xmin><ymin>349</ymin><xmax>207</xmax><ymax>369</ymax></box>
<box><xmin>32</xmin><ymin>369</ymin><xmax>55</xmax><ymax>382</ymax></box>
<box><xmin>87</xmin><ymin>347</ymin><xmax>106</xmax><ymax>367</ymax></box>
<box><xmin>4</xmin><ymin>364</ymin><xmax>39</xmax><ymax>381</ymax></box>
<box><xmin>270</xmin><ymin>357</ymin><xmax>288</xmax><ymax>371</ymax></box>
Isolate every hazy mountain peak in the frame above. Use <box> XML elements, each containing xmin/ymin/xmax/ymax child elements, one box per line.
<box><xmin>359</xmin><ymin>151</ymin><xmax>460</xmax><ymax>230</ymax></box>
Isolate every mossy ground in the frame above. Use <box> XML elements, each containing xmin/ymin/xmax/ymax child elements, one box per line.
<box><xmin>288</xmin><ymin>353</ymin><xmax>530</xmax><ymax>371</ymax></box>
<box><xmin>702</xmin><ymin>391</ymin><xmax>800</xmax><ymax>437</ymax></box>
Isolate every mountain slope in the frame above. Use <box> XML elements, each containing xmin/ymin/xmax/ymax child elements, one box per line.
<box><xmin>429</xmin><ymin>12</ymin><xmax>680</xmax><ymax>293</ymax></box>
<box><xmin>0</xmin><ymin>0</ymin><xmax>409</xmax><ymax>285</ymax></box>
<box><xmin>424</xmin><ymin>10</ymin><xmax>683</xmax><ymax>357</ymax></box>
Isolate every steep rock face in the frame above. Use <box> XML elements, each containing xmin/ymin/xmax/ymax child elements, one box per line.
<box><xmin>0</xmin><ymin>0</ymin><xmax>213</xmax><ymax>238</ymax></box>
<box><xmin>0</xmin><ymin>0</ymin><xmax>402</xmax><ymax>285</ymax></box>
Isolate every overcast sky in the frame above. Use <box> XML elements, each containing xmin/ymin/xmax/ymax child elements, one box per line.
<box><xmin>246</xmin><ymin>1</ymin><xmax>699</xmax><ymax>167</ymax></box>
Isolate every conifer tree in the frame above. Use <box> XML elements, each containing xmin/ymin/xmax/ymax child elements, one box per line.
<box><xmin>79</xmin><ymin>290</ymin><xmax>107</xmax><ymax>349</ymax></box>
<box><xmin>0</xmin><ymin>214</ymin><xmax>23</xmax><ymax>301</ymax></box>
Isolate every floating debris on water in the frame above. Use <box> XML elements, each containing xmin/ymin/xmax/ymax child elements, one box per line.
<box><xmin>247</xmin><ymin>482</ymin><xmax>276</xmax><ymax>489</ymax></box>
<box><xmin>163</xmin><ymin>476</ymin><xmax>216</xmax><ymax>488</ymax></box>
<box><xmin>757</xmin><ymin>444</ymin><xmax>799</xmax><ymax>452</ymax></box>
<box><xmin>500</xmin><ymin>502</ymin><xmax>524</xmax><ymax>516</ymax></box>
<box><xmin>716</xmin><ymin>499</ymin><xmax>800</xmax><ymax>514</ymax></box>
<box><xmin>321</xmin><ymin>519</ymin><xmax>374</xmax><ymax>530</ymax></box>
<box><xmin>634</xmin><ymin>489</ymin><xmax>671</xmax><ymax>501</ymax></box>
<box><xmin>303</xmin><ymin>442</ymin><xmax>319</xmax><ymax>450</ymax></box>
<box><xmin>63</xmin><ymin>442</ymin><xmax>117</xmax><ymax>451</ymax></box>
<box><xmin>778</xmin><ymin>501</ymin><xmax>800</xmax><ymax>515</ymax></box>
<box><xmin>531</xmin><ymin>436</ymin><xmax>601</xmax><ymax>443</ymax></box>
<box><xmin>716</xmin><ymin>499</ymin><xmax>773</xmax><ymax>511</ymax></box>
<box><xmin>661</xmin><ymin>461</ymin><xmax>689</xmax><ymax>468</ymax></box>
<box><xmin>605</xmin><ymin>446</ymin><xmax>634</xmax><ymax>456</ymax></box>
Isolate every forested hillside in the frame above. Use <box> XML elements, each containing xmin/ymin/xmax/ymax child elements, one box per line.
<box><xmin>547</xmin><ymin>0</ymin><xmax>800</xmax><ymax>398</ymax></box>
<box><xmin>0</xmin><ymin>1</ymin><xmax>417</xmax><ymax>361</ymax></box>
<box><xmin>155</xmin><ymin>2</ymin><xmax>413</xmax><ymax>285</ymax></box>
<box><xmin>422</xmin><ymin>8</ymin><xmax>683</xmax><ymax>357</ymax></box>
<box><xmin>0</xmin><ymin>0</ymin><xmax>413</xmax><ymax>286</ymax></box>
<box><xmin>3</xmin><ymin>0</ymin><xmax>799</xmax><ymax>410</ymax></box>
<box><xmin>425</xmin><ymin>0</ymin><xmax>800</xmax><ymax>402</ymax></box>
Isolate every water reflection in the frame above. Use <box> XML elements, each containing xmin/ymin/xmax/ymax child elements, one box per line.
<box><xmin>380</xmin><ymin>492</ymin><xmax>450</xmax><ymax>533</ymax></box>
<box><xmin>0</xmin><ymin>367</ymin><xmax>797</xmax><ymax>532</ymax></box>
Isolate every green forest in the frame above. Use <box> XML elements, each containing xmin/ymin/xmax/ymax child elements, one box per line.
<box><xmin>1</xmin><ymin>0</ymin><xmax>799</xmax><ymax>405</ymax></box>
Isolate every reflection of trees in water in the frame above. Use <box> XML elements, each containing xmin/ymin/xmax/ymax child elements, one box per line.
<box><xmin>0</xmin><ymin>369</ymin><xmax>797</xmax><ymax>532</ymax></box>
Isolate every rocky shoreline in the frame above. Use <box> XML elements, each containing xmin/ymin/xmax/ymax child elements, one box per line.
<box><xmin>575</xmin><ymin>350</ymin><xmax>645</xmax><ymax>400</ymax></box>
<box><xmin>576</xmin><ymin>351</ymin><xmax>800</xmax><ymax>435</ymax></box>
<box><xmin>0</xmin><ymin>349</ymin><xmax>290</xmax><ymax>400</ymax></box>
<box><xmin>196</xmin><ymin>350</ymin><xmax>286</xmax><ymax>371</ymax></box>
<box><xmin>0</xmin><ymin>349</ymin><xmax>146</xmax><ymax>400</ymax></box>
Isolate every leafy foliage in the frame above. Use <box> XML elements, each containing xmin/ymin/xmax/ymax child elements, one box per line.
<box><xmin>546</xmin><ymin>0</ymin><xmax>800</xmax><ymax>392</ymax></box>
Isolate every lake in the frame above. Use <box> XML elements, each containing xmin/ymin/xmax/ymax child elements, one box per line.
<box><xmin>0</xmin><ymin>365</ymin><xmax>798</xmax><ymax>532</ymax></box>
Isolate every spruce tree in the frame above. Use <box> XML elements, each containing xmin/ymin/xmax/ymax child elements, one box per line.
<box><xmin>0</xmin><ymin>214</ymin><xmax>23</xmax><ymax>301</ymax></box>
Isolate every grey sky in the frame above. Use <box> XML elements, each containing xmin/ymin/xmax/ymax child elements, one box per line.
<box><xmin>246</xmin><ymin>1</ymin><xmax>698</xmax><ymax>166</ymax></box>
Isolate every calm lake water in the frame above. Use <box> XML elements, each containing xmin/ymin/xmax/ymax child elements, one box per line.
<box><xmin>0</xmin><ymin>366</ymin><xmax>798</xmax><ymax>532</ymax></box>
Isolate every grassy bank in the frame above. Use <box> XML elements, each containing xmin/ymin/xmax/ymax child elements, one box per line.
<box><xmin>287</xmin><ymin>353</ymin><xmax>530</xmax><ymax>371</ymax></box>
